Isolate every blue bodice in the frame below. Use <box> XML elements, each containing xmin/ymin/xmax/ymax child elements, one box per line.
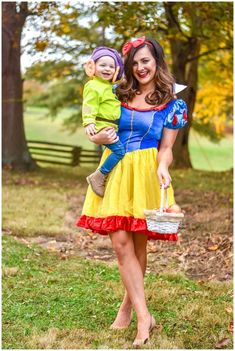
<box><xmin>118</xmin><ymin>99</ymin><xmax>188</xmax><ymax>153</ymax></box>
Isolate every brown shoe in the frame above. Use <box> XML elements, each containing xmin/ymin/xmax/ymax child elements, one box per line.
<box><xmin>86</xmin><ymin>170</ymin><xmax>107</xmax><ymax>197</ymax></box>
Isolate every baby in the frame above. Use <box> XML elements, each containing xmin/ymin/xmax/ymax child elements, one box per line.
<box><xmin>82</xmin><ymin>46</ymin><xmax>124</xmax><ymax>197</ymax></box>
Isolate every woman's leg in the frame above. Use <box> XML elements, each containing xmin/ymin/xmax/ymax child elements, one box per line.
<box><xmin>109</xmin><ymin>230</ymin><xmax>152</xmax><ymax>340</ymax></box>
<box><xmin>110</xmin><ymin>233</ymin><xmax>148</xmax><ymax>328</ymax></box>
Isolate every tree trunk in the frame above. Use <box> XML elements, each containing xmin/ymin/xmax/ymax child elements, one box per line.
<box><xmin>2</xmin><ymin>2</ymin><xmax>37</xmax><ymax>170</ymax></box>
<box><xmin>164</xmin><ymin>3</ymin><xmax>200</xmax><ymax>168</ymax></box>
<box><xmin>171</xmin><ymin>38</ymin><xmax>200</xmax><ymax>168</ymax></box>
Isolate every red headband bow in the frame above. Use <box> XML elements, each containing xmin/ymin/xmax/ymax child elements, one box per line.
<box><xmin>122</xmin><ymin>36</ymin><xmax>146</xmax><ymax>56</ymax></box>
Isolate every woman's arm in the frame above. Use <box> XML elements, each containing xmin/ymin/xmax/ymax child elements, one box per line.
<box><xmin>157</xmin><ymin>128</ymin><xmax>179</xmax><ymax>188</ymax></box>
<box><xmin>87</xmin><ymin>127</ymin><xmax>119</xmax><ymax>145</ymax></box>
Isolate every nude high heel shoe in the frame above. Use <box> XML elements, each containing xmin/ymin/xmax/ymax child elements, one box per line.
<box><xmin>133</xmin><ymin>315</ymin><xmax>156</xmax><ymax>347</ymax></box>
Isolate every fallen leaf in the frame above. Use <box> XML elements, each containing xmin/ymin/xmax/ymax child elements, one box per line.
<box><xmin>60</xmin><ymin>254</ymin><xmax>67</xmax><ymax>260</ymax></box>
<box><xmin>155</xmin><ymin>324</ymin><xmax>163</xmax><ymax>333</ymax></box>
<box><xmin>87</xmin><ymin>231</ymin><xmax>94</xmax><ymax>238</ymax></box>
<box><xmin>215</xmin><ymin>337</ymin><xmax>231</xmax><ymax>348</ymax></box>
<box><xmin>207</xmin><ymin>245</ymin><xmax>219</xmax><ymax>251</ymax></box>
<box><xmin>225</xmin><ymin>307</ymin><xmax>233</xmax><ymax>314</ymax></box>
<box><xmin>48</xmin><ymin>240</ymin><xmax>57</xmax><ymax>245</ymax></box>
<box><xmin>2</xmin><ymin>267</ymin><xmax>19</xmax><ymax>277</ymax></box>
<box><xmin>47</xmin><ymin>247</ymin><xmax>57</xmax><ymax>252</ymax></box>
<box><xmin>198</xmin><ymin>280</ymin><xmax>206</xmax><ymax>285</ymax></box>
<box><xmin>228</xmin><ymin>321</ymin><xmax>233</xmax><ymax>332</ymax></box>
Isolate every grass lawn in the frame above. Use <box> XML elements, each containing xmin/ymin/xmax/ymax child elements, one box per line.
<box><xmin>189</xmin><ymin>131</ymin><xmax>233</xmax><ymax>172</ymax></box>
<box><xmin>24</xmin><ymin>106</ymin><xmax>233</xmax><ymax>171</ymax></box>
<box><xmin>2</xmin><ymin>165</ymin><xmax>233</xmax><ymax>349</ymax></box>
<box><xmin>24</xmin><ymin>106</ymin><xmax>91</xmax><ymax>149</ymax></box>
<box><xmin>2</xmin><ymin>235</ymin><xmax>233</xmax><ymax>349</ymax></box>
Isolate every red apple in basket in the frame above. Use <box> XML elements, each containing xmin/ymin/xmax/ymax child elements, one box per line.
<box><xmin>166</xmin><ymin>204</ymin><xmax>182</xmax><ymax>213</ymax></box>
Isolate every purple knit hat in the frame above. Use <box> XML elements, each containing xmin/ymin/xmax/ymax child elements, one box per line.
<box><xmin>91</xmin><ymin>46</ymin><xmax>124</xmax><ymax>80</ymax></box>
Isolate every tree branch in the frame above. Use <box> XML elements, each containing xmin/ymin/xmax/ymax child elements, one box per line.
<box><xmin>186</xmin><ymin>46</ymin><xmax>232</xmax><ymax>62</ymax></box>
<box><xmin>163</xmin><ymin>2</ymin><xmax>190</xmax><ymax>39</ymax></box>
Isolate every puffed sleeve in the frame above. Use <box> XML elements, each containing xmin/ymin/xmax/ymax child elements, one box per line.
<box><xmin>82</xmin><ymin>81</ymin><xmax>100</xmax><ymax>127</ymax></box>
<box><xmin>164</xmin><ymin>99</ymin><xmax>188</xmax><ymax>129</ymax></box>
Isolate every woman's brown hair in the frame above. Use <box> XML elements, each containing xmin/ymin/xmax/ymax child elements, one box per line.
<box><xmin>116</xmin><ymin>37</ymin><xmax>175</xmax><ymax>106</ymax></box>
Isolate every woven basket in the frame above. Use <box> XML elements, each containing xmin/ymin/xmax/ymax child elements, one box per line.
<box><xmin>144</xmin><ymin>185</ymin><xmax>184</xmax><ymax>234</ymax></box>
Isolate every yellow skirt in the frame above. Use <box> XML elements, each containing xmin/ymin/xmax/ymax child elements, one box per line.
<box><xmin>77</xmin><ymin>148</ymin><xmax>178</xmax><ymax>241</ymax></box>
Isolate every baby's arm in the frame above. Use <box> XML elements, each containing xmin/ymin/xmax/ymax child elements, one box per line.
<box><xmin>82</xmin><ymin>82</ymin><xmax>99</xmax><ymax>134</ymax></box>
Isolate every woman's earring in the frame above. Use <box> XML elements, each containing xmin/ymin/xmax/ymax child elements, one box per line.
<box><xmin>112</xmin><ymin>66</ymin><xmax>120</xmax><ymax>82</ymax></box>
<box><xmin>84</xmin><ymin>59</ymin><xmax>96</xmax><ymax>77</ymax></box>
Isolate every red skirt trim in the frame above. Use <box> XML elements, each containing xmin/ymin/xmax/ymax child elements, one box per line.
<box><xmin>76</xmin><ymin>215</ymin><xmax>178</xmax><ymax>241</ymax></box>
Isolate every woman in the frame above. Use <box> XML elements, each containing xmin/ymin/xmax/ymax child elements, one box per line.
<box><xmin>77</xmin><ymin>36</ymin><xmax>188</xmax><ymax>346</ymax></box>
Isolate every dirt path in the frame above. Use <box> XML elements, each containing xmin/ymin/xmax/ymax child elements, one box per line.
<box><xmin>16</xmin><ymin>188</ymin><xmax>232</xmax><ymax>282</ymax></box>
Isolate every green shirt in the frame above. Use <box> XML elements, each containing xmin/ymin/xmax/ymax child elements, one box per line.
<box><xmin>82</xmin><ymin>76</ymin><xmax>121</xmax><ymax>132</ymax></box>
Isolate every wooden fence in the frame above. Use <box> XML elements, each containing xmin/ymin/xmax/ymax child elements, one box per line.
<box><xmin>27</xmin><ymin>140</ymin><xmax>101</xmax><ymax>167</ymax></box>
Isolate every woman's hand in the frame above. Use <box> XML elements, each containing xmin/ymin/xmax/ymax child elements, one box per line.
<box><xmin>85</xmin><ymin>123</ymin><xmax>96</xmax><ymax>137</ymax></box>
<box><xmin>88</xmin><ymin>127</ymin><xmax>119</xmax><ymax>145</ymax></box>
<box><xmin>157</xmin><ymin>163</ymin><xmax>172</xmax><ymax>188</ymax></box>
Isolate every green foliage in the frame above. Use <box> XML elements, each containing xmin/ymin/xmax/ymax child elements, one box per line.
<box><xmin>25</xmin><ymin>60</ymin><xmax>79</xmax><ymax>83</ymax></box>
<box><xmin>25</xmin><ymin>63</ymin><xmax>85</xmax><ymax>130</ymax></box>
<box><xmin>192</xmin><ymin>120</ymin><xmax>221</xmax><ymax>142</ymax></box>
<box><xmin>30</xmin><ymin>78</ymin><xmax>82</xmax><ymax>116</ymax></box>
<box><xmin>93</xmin><ymin>2</ymin><xmax>165</xmax><ymax>41</ymax></box>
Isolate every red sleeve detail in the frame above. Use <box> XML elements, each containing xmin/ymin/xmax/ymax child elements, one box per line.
<box><xmin>183</xmin><ymin>110</ymin><xmax>188</xmax><ymax>121</ymax></box>
<box><xmin>172</xmin><ymin>113</ymin><xmax>178</xmax><ymax>126</ymax></box>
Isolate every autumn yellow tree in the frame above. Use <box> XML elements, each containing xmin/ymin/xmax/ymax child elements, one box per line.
<box><xmin>194</xmin><ymin>50</ymin><xmax>233</xmax><ymax>140</ymax></box>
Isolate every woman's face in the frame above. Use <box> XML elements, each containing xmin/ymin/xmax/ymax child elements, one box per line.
<box><xmin>132</xmin><ymin>46</ymin><xmax>157</xmax><ymax>87</ymax></box>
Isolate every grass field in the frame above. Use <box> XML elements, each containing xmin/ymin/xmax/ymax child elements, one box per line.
<box><xmin>24</xmin><ymin>106</ymin><xmax>233</xmax><ymax>171</ymax></box>
<box><xmin>2</xmin><ymin>234</ymin><xmax>233</xmax><ymax>349</ymax></box>
<box><xmin>2</xmin><ymin>165</ymin><xmax>233</xmax><ymax>349</ymax></box>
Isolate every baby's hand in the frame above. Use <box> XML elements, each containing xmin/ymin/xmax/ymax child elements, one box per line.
<box><xmin>85</xmin><ymin>123</ymin><xmax>96</xmax><ymax>136</ymax></box>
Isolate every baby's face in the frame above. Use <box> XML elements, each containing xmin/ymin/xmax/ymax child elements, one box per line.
<box><xmin>95</xmin><ymin>56</ymin><xmax>116</xmax><ymax>81</ymax></box>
